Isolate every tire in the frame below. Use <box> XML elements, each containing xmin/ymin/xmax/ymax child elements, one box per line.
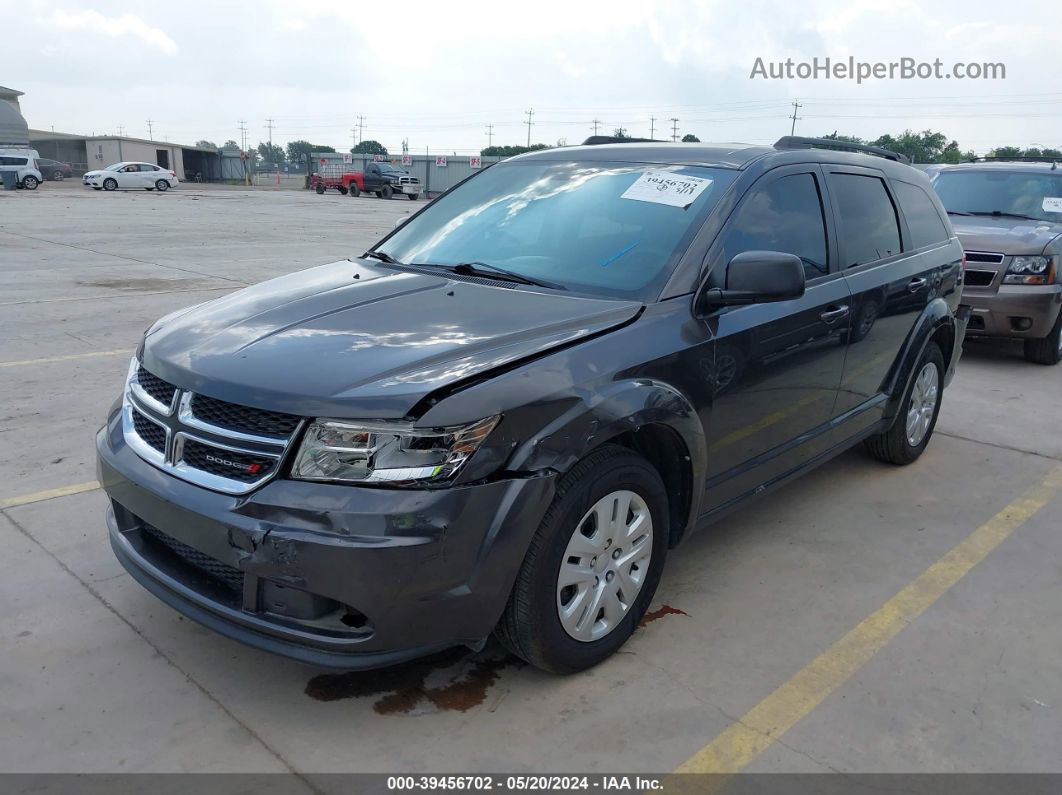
<box><xmin>374</xmin><ymin>191</ymin><xmax>382</xmax><ymax>198</ymax></box>
<box><xmin>864</xmin><ymin>341</ymin><xmax>945</xmax><ymax>465</ymax></box>
<box><xmin>495</xmin><ymin>444</ymin><xmax>669</xmax><ymax>673</ymax></box>
<box><xmin>103</xmin><ymin>178</ymin><xmax>118</xmax><ymax>191</ymax></box>
<box><xmin>315</xmin><ymin>184</ymin><xmax>325</xmax><ymax>194</ymax></box>
<box><xmin>1022</xmin><ymin>310</ymin><xmax>1062</xmax><ymax>365</ymax></box>
<box><xmin>338</xmin><ymin>186</ymin><xmax>348</xmax><ymax>195</ymax></box>
<box><xmin>53</xmin><ymin>172</ymin><xmax>65</xmax><ymax>182</ymax></box>
<box><xmin>348</xmin><ymin>183</ymin><xmax>359</xmax><ymax>198</ymax></box>
<box><xmin>381</xmin><ymin>184</ymin><xmax>393</xmax><ymax>200</ymax></box>
<box><xmin>408</xmin><ymin>193</ymin><xmax>418</xmax><ymax>201</ymax></box>
<box><xmin>155</xmin><ymin>179</ymin><xmax>169</xmax><ymax>192</ymax></box>
<box><xmin>21</xmin><ymin>175</ymin><xmax>39</xmax><ymax>190</ymax></box>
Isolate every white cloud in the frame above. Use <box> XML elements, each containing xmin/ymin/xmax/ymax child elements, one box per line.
<box><xmin>43</xmin><ymin>9</ymin><xmax>178</xmax><ymax>54</ymax></box>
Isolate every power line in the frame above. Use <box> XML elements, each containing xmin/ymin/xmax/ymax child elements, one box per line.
<box><xmin>789</xmin><ymin>100</ymin><xmax>803</xmax><ymax>135</ymax></box>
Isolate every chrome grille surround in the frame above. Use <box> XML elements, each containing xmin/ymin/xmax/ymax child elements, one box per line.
<box><xmin>121</xmin><ymin>358</ymin><xmax>305</xmax><ymax>495</ymax></box>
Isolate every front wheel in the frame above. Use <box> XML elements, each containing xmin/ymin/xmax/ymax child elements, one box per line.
<box><xmin>53</xmin><ymin>172</ymin><xmax>65</xmax><ymax>181</ymax></box>
<box><xmin>21</xmin><ymin>175</ymin><xmax>39</xmax><ymax>190</ymax></box>
<box><xmin>408</xmin><ymin>193</ymin><xmax>419</xmax><ymax>201</ymax></box>
<box><xmin>495</xmin><ymin>444</ymin><xmax>669</xmax><ymax>673</ymax></box>
<box><xmin>103</xmin><ymin>178</ymin><xmax>117</xmax><ymax>191</ymax></box>
<box><xmin>1023</xmin><ymin>310</ymin><xmax>1062</xmax><ymax>365</ymax></box>
<box><xmin>864</xmin><ymin>342</ymin><xmax>944</xmax><ymax>465</ymax></box>
<box><xmin>380</xmin><ymin>184</ymin><xmax>393</xmax><ymax>200</ymax></box>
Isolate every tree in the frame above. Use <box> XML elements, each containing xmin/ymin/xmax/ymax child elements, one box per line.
<box><xmin>822</xmin><ymin>131</ymin><xmax>865</xmax><ymax>144</ymax></box>
<box><xmin>286</xmin><ymin>140</ymin><xmax>335</xmax><ymax>161</ymax></box>
<box><xmin>612</xmin><ymin>128</ymin><xmax>629</xmax><ymax>139</ymax></box>
<box><xmin>352</xmin><ymin>139</ymin><xmax>388</xmax><ymax>156</ymax></box>
<box><xmin>256</xmin><ymin>142</ymin><xmax>285</xmax><ymax>164</ymax></box>
<box><xmin>222</xmin><ymin>139</ymin><xmax>239</xmax><ymax>150</ymax></box>
<box><xmin>480</xmin><ymin>143</ymin><xmax>550</xmax><ymax>157</ymax></box>
<box><xmin>869</xmin><ymin>129</ymin><xmax>965</xmax><ymax>164</ymax></box>
<box><xmin>195</xmin><ymin>139</ymin><xmax>218</xmax><ymax>150</ymax></box>
<box><xmin>681</xmin><ymin>133</ymin><xmax>700</xmax><ymax>143</ymax></box>
<box><xmin>989</xmin><ymin>146</ymin><xmax>1061</xmax><ymax>160</ymax></box>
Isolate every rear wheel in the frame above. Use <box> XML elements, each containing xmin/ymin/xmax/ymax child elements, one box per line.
<box><xmin>52</xmin><ymin>172</ymin><xmax>65</xmax><ymax>181</ymax></box>
<box><xmin>1023</xmin><ymin>310</ymin><xmax>1062</xmax><ymax>365</ymax></box>
<box><xmin>347</xmin><ymin>183</ymin><xmax>359</xmax><ymax>198</ymax></box>
<box><xmin>21</xmin><ymin>175</ymin><xmax>39</xmax><ymax>190</ymax></box>
<box><xmin>315</xmin><ymin>183</ymin><xmax>325</xmax><ymax>194</ymax></box>
<box><xmin>865</xmin><ymin>342</ymin><xmax>944</xmax><ymax>465</ymax></box>
<box><xmin>495</xmin><ymin>444</ymin><xmax>669</xmax><ymax>673</ymax></box>
<box><xmin>381</xmin><ymin>184</ymin><xmax>393</xmax><ymax>200</ymax></box>
<box><xmin>103</xmin><ymin>178</ymin><xmax>117</xmax><ymax>191</ymax></box>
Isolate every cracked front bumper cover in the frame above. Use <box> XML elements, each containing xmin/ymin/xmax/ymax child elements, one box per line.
<box><xmin>97</xmin><ymin>410</ymin><xmax>556</xmax><ymax>669</ymax></box>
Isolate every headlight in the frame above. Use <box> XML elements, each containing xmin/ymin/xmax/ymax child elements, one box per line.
<box><xmin>292</xmin><ymin>416</ymin><xmax>500</xmax><ymax>486</ymax></box>
<box><xmin>1004</xmin><ymin>256</ymin><xmax>1054</xmax><ymax>285</ymax></box>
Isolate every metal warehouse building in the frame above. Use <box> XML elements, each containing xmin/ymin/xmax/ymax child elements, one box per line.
<box><xmin>27</xmin><ymin>129</ymin><xmax>222</xmax><ymax>181</ymax></box>
<box><xmin>0</xmin><ymin>85</ymin><xmax>30</xmax><ymax>146</ymax></box>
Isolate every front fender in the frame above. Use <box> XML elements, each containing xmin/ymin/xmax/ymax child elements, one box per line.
<box><xmin>503</xmin><ymin>379</ymin><xmax>707</xmax><ymax>537</ymax></box>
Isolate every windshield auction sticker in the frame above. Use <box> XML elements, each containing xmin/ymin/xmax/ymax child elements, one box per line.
<box><xmin>621</xmin><ymin>170</ymin><xmax>713</xmax><ymax>208</ymax></box>
<box><xmin>1042</xmin><ymin>197</ymin><xmax>1062</xmax><ymax>213</ymax></box>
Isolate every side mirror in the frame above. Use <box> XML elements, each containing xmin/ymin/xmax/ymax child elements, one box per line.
<box><xmin>393</xmin><ymin>216</ymin><xmax>408</xmax><ymax>229</ymax></box>
<box><xmin>702</xmin><ymin>250</ymin><xmax>806</xmax><ymax>308</ymax></box>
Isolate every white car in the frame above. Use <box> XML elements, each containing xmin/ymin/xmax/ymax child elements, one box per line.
<box><xmin>0</xmin><ymin>148</ymin><xmax>43</xmax><ymax>190</ymax></box>
<box><xmin>83</xmin><ymin>162</ymin><xmax>179</xmax><ymax>192</ymax></box>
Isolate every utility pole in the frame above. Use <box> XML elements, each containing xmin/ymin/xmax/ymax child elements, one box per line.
<box><xmin>789</xmin><ymin>100</ymin><xmax>803</xmax><ymax>135</ymax></box>
<box><xmin>146</xmin><ymin>119</ymin><xmax>154</xmax><ymax>140</ymax></box>
<box><xmin>649</xmin><ymin>116</ymin><xmax>656</xmax><ymax>139</ymax></box>
<box><xmin>266</xmin><ymin>117</ymin><xmax>275</xmax><ymax>152</ymax></box>
<box><xmin>670</xmin><ymin>117</ymin><xmax>679</xmax><ymax>142</ymax></box>
<box><xmin>524</xmin><ymin>108</ymin><xmax>534</xmax><ymax>148</ymax></box>
<box><xmin>591</xmin><ymin>119</ymin><xmax>601</xmax><ymax>135</ymax></box>
<box><xmin>357</xmin><ymin>115</ymin><xmax>365</xmax><ymax>144</ymax></box>
<box><xmin>485</xmin><ymin>124</ymin><xmax>494</xmax><ymax>148</ymax></box>
<box><xmin>117</xmin><ymin>125</ymin><xmax>125</xmax><ymax>137</ymax></box>
<box><xmin>237</xmin><ymin>120</ymin><xmax>248</xmax><ymax>152</ymax></box>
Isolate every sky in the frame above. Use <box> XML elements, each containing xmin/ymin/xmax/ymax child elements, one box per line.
<box><xmin>2</xmin><ymin>0</ymin><xmax>1061</xmax><ymax>156</ymax></box>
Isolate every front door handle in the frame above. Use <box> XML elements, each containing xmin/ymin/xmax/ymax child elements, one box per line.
<box><xmin>820</xmin><ymin>305</ymin><xmax>850</xmax><ymax>324</ymax></box>
<box><xmin>908</xmin><ymin>277</ymin><xmax>928</xmax><ymax>292</ymax></box>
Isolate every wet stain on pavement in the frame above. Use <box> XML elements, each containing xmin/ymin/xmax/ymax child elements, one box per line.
<box><xmin>79</xmin><ymin>277</ymin><xmax>203</xmax><ymax>291</ymax></box>
<box><xmin>639</xmin><ymin>604</ymin><xmax>689</xmax><ymax>627</ymax></box>
<box><xmin>305</xmin><ymin>648</ymin><xmax>522</xmax><ymax>714</ymax></box>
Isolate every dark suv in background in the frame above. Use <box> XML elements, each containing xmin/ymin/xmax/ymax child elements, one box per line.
<box><xmin>931</xmin><ymin>159</ymin><xmax>1062</xmax><ymax>364</ymax></box>
<box><xmin>98</xmin><ymin>137</ymin><xmax>967</xmax><ymax>674</ymax></box>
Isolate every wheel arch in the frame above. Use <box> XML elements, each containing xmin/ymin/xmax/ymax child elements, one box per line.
<box><xmin>882</xmin><ymin>298</ymin><xmax>957</xmax><ymax>422</ymax></box>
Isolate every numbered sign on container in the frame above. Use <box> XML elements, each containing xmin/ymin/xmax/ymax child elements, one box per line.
<box><xmin>373</xmin><ymin>154</ymin><xmax>385</xmax><ymax>162</ymax></box>
<box><xmin>401</xmin><ymin>154</ymin><xmax>413</xmax><ymax>166</ymax></box>
<box><xmin>342</xmin><ymin>153</ymin><xmax>352</xmax><ymax>164</ymax></box>
<box><xmin>469</xmin><ymin>156</ymin><xmax>482</xmax><ymax>169</ymax></box>
<box><xmin>435</xmin><ymin>156</ymin><xmax>448</xmax><ymax>167</ymax></box>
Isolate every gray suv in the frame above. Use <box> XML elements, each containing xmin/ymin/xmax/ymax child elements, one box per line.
<box><xmin>932</xmin><ymin>159</ymin><xmax>1062</xmax><ymax>364</ymax></box>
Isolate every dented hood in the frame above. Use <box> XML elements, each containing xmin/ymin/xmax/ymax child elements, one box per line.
<box><xmin>142</xmin><ymin>260</ymin><xmax>641</xmax><ymax>419</ymax></box>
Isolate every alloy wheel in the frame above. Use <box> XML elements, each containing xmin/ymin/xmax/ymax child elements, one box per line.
<box><xmin>905</xmin><ymin>362</ymin><xmax>939</xmax><ymax>447</ymax></box>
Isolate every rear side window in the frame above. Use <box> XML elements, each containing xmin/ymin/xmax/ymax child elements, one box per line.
<box><xmin>721</xmin><ymin>173</ymin><xmax>829</xmax><ymax>280</ymax></box>
<box><xmin>894</xmin><ymin>181</ymin><xmax>949</xmax><ymax>248</ymax></box>
<box><xmin>829</xmin><ymin>173</ymin><xmax>901</xmax><ymax>267</ymax></box>
<box><xmin>0</xmin><ymin>156</ymin><xmax>28</xmax><ymax>166</ymax></box>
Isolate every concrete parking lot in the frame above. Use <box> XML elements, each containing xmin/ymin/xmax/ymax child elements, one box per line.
<box><xmin>2</xmin><ymin>183</ymin><xmax>1060</xmax><ymax>779</ymax></box>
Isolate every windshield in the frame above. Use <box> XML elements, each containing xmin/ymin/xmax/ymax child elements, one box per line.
<box><xmin>376</xmin><ymin>161</ymin><xmax>734</xmax><ymax>300</ymax></box>
<box><xmin>932</xmin><ymin>169</ymin><xmax>1062</xmax><ymax>223</ymax></box>
<box><xmin>378</xmin><ymin>163</ymin><xmax>403</xmax><ymax>172</ymax></box>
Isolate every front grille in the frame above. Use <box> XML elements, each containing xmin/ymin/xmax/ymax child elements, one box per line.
<box><xmin>142</xmin><ymin>524</ymin><xmax>244</xmax><ymax>597</ymax></box>
<box><xmin>137</xmin><ymin>366</ymin><xmax>177</xmax><ymax>407</ymax></box>
<box><xmin>964</xmin><ymin>269</ymin><xmax>996</xmax><ymax>287</ymax></box>
<box><xmin>964</xmin><ymin>251</ymin><xmax>1005</xmax><ymax>265</ymax></box>
<box><xmin>190</xmin><ymin>393</ymin><xmax>300</xmax><ymax>438</ymax></box>
<box><xmin>132</xmin><ymin>409</ymin><xmax>167</xmax><ymax>453</ymax></box>
<box><xmin>181</xmin><ymin>438</ymin><xmax>277</xmax><ymax>483</ymax></box>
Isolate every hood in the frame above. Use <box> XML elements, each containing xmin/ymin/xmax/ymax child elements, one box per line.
<box><xmin>951</xmin><ymin>215</ymin><xmax>1062</xmax><ymax>256</ymax></box>
<box><xmin>142</xmin><ymin>260</ymin><xmax>641</xmax><ymax>419</ymax></box>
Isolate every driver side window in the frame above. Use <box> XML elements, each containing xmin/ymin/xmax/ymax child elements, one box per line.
<box><xmin>721</xmin><ymin>173</ymin><xmax>829</xmax><ymax>281</ymax></box>
<box><xmin>124</xmin><ymin>165</ymin><xmax>140</xmax><ymax>172</ymax></box>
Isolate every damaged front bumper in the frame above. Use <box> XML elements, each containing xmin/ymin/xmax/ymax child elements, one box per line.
<box><xmin>97</xmin><ymin>409</ymin><xmax>556</xmax><ymax>669</ymax></box>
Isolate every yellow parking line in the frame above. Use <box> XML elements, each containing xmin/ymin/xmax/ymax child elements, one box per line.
<box><xmin>0</xmin><ymin>481</ymin><xmax>101</xmax><ymax>510</ymax></box>
<box><xmin>0</xmin><ymin>349</ymin><xmax>131</xmax><ymax>368</ymax></box>
<box><xmin>675</xmin><ymin>464</ymin><xmax>1062</xmax><ymax>774</ymax></box>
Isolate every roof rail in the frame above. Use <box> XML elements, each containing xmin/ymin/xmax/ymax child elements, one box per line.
<box><xmin>965</xmin><ymin>155</ymin><xmax>1061</xmax><ymax>166</ymax></box>
<box><xmin>774</xmin><ymin>136</ymin><xmax>911</xmax><ymax>165</ymax></box>
<box><xmin>582</xmin><ymin>135</ymin><xmax>664</xmax><ymax>145</ymax></box>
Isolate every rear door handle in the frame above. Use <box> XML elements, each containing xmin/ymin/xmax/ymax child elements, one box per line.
<box><xmin>820</xmin><ymin>305</ymin><xmax>850</xmax><ymax>324</ymax></box>
<box><xmin>908</xmin><ymin>277</ymin><xmax>928</xmax><ymax>292</ymax></box>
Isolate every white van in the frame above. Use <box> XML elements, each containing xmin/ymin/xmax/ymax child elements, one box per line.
<box><xmin>0</xmin><ymin>148</ymin><xmax>44</xmax><ymax>190</ymax></box>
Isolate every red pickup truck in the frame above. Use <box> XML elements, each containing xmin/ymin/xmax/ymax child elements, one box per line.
<box><xmin>311</xmin><ymin>162</ymin><xmax>422</xmax><ymax>200</ymax></box>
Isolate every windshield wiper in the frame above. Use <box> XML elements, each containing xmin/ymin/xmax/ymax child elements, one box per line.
<box><xmin>364</xmin><ymin>250</ymin><xmax>402</xmax><ymax>264</ymax></box>
<box><xmin>412</xmin><ymin>261</ymin><xmax>565</xmax><ymax>290</ymax></box>
<box><xmin>946</xmin><ymin>210</ymin><xmax>973</xmax><ymax>216</ymax></box>
<box><xmin>967</xmin><ymin>211</ymin><xmax>1040</xmax><ymax>221</ymax></box>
